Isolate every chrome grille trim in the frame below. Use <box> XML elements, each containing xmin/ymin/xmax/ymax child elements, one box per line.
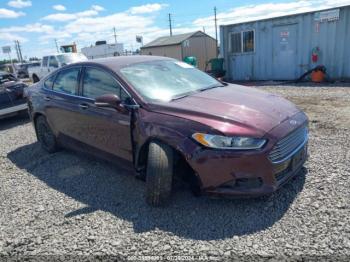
<box><xmin>269</xmin><ymin>125</ymin><xmax>308</xmax><ymax>164</ymax></box>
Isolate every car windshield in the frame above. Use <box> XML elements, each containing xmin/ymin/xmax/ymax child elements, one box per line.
<box><xmin>119</xmin><ymin>60</ymin><xmax>222</xmax><ymax>101</ymax></box>
<box><xmin>57</xmin><ymin>53</ymin><xmax>87</xmax><ymax>65</ymax></box>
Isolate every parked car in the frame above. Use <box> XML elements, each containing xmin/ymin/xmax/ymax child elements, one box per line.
<box><xmin>28</xmin><ymin>53</ymin><xmax>87</xmax><ymax>83</ymax></box>
<box><xmin>0</xmin><ymin>63</ymin><xmax>16</xmax><ymax>75</ymax></box>
<box><xmin>15</xmin><ymin>62</ymin><xmax>41</xmax><ymax>79</ymax></box>
<box><xmin>26</xmin><ymin>56</ymin><xmax>308</xmax><ymax>206</ymax></box>
<box><xmin>0</xmin><ymin>71</ymin><xmax>28</xmax><ymax>119</ymax></box>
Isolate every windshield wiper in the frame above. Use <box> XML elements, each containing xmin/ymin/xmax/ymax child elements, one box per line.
<box><xmin>171</xmin><ymin>91</ymin><xmax>197</xmax><ymax>101</ymax></box>
<box><xmin>199</xmin><ymin>84</ymin><xmax>224</xmax><ymax>92</ymax></box>
<box><xmin>170</xmin><ymin>84</ymin><xmax>224</xmax><ymax>101</ymax></box>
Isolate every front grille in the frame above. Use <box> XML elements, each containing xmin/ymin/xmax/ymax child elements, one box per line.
<box><xmin>269</xmin><ymin>125</ymin><xmax>308</xmax><ymax>163</ymax></box>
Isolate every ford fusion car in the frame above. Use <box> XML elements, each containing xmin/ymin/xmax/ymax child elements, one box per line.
<box><xmin>26</xmin><ymin>56</ymin><xmax>308</xmax><ymax>206</ymax></box>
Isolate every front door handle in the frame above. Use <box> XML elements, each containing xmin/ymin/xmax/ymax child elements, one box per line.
<box><xmin>79</xmin><ymin>103</ymin><xmax>89</xmax><ymax>110</ymax></box>
<box><xmin>44</xmin><ymin>96</ymin><xmax>51</xmax><ymax>101</ymax></box>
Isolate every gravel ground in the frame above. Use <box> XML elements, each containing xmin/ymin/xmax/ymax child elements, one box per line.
<box><xmin>0</xmin><ymin>85</ymin><xmax>349</xmax><ymax>261</ymax></box>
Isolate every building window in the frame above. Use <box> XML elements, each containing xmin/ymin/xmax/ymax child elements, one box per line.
<box><xmin>229</xmin><ymin>30</ymin><xmax>255</xmax><ymax>54</ymax></box>
<box><xmin>243</xmin><ymin>30</ymin><xmax>254</xmax><ymax>52</ymax></box>
<box><xmin>229</xmin><ymin>32</ymin><xmax>241</xmax><ymax>53</ymax></box>
<box><xmin>183</xmin><ymin>40</ymin><xmax>190</xmax><ymax>47</ymax></box>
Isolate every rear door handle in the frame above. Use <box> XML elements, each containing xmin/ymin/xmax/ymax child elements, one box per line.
<box><xmin>79</xmin><ymin>103</ymin><xmax>89</xmax><ymax>110</ymax></box>
<box><xmin>44</xmin><ymin>96</ymin><xmax>51</xmax><ymax>101</ymax></box>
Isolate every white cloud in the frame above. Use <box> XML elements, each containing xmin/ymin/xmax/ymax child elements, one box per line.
<box><xmin>0</xmin><ymin>32</ymin><xmax>27</xmax><ymax>42</ymax></box>
<box><xmin>41</xmin><ymin>6</ymin><xmax>103</xmax><ymax>22</ymax></box>
<box><xmin>38</xmin><ymin>30</ymin><xmax>72</xmax><ymax>42</ymax></box>
<box><xmin>0</xmin><ymin>23</ymin><xmax>54</xmax><ymax>34</ymax></box>
<box><xmin>0</xmin><ymin>8</ymin><xmax>25</xmax><ymax>18</ymax></box>
<box><xmin>91</xmin><ymin>5</ymin><xmax>105</xmax><ymax>11</ymax></box>
<box><xmin>53</xmin><ymin>4</ymin><xmax>66</xmax><ymax>11</ymax></box>
<box><xmin>7</xmin><ymin>0</ymin><xmax>31</xmax><ymax>8</ymax></box>
<box><xmin>129</xmin><ymin>3</ymin><xmax>168</xmax><ymax>14</ymax></box>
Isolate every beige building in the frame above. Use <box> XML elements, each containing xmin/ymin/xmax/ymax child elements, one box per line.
<box><xmin>140</xmin><ymin>31</ymin><xmax>217</xmax><ymax>71</ymax></box>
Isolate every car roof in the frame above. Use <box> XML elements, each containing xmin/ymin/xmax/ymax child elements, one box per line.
<box><xmin>71</xmin><ymin>55</ymin><xmax>174</xmax><ymax>72</ymax></box>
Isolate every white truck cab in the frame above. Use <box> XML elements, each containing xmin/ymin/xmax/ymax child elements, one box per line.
<box><xmin>29</xmin><ymin>53</ymin><xmax>87</xmax><ymax>83</ymax></box>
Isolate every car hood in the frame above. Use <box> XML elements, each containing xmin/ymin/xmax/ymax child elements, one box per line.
<box><xmin>147</xmin><ymin>84</ymin><xmax>301</xmax><ymax>136</ymax></box>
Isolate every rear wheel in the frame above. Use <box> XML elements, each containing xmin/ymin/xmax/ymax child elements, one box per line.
<box><xmin>35</xmin><ymin>116</ymin><xmax>58</xmax><ymax>153</ymax></box>
<box><xmin>145</xmin><ymin>141</ymin><xmax>174</xmax><ymax>206</ymax></box>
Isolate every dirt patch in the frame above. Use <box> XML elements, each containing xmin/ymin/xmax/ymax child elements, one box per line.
<box><xmin>261</xmin><ymin>86</ymin><xmax>350</xmax><ymax>132</ymax></box>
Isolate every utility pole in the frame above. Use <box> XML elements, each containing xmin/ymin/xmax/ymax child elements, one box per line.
<box><xmin>168</xmin><ymin>13</ymin><xmax>173</xmax><ymax>36</ymax></box>
<box><xmin>17</xmin><ymin>40</ymin><xmax>23</xmax><ymax>63</ymax></box>
<box><xmin>214</xmin><ymin>6</ymin><xmax>218</xmax><ymax>57</ymax></box>
<box><xmin>14</xmin><ymin>40</ymin><xmax>23</xmax><ymax>63</ymax></box>
<box><xmin>113</xmin><ymin>27</ymin><xmax>117</xmax><ymax>44</ymax></box>
<box><xmin>14</xmin><ymin>41</ymin><xmax>20</xmax><ymax>62</ymax></box>
<box><xmin>54</xmin><ymin>39</ymin><xmax>59</xmax><ymax>53</ymax></box>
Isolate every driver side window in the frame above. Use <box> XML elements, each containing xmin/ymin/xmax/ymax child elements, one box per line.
<box><xmin>82</xmin><ymin>68</ymin><xmax>129</xmax><ymax>101</ymax></box>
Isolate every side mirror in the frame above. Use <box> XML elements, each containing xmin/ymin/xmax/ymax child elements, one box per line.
<box><xmin>94</xmin><ymin>94</ymin><xmax>123</xmax><ymax>111</ymax></box>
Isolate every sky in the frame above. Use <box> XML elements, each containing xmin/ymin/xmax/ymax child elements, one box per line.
<box><xmin>0</xmin><ymin>0</ymin><xmax>349</xmax><ymax>60</ymax></box>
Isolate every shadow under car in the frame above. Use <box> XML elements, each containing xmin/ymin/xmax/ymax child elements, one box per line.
<box><xmin>7</xmin><ymin>142</ymin><xmax>306</xmax><ymax>240</ymax></box>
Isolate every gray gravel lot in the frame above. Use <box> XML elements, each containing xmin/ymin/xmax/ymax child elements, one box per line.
<box><xmin>0</xmin><ymin>84</ymin><xmax>349</xmax><ymax>261</ymax></box>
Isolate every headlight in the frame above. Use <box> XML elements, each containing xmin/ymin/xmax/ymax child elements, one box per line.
<box><xmin>192</xmin><ymin>133</ymin><xmax>266</xmax><ymax>150</ymax></box>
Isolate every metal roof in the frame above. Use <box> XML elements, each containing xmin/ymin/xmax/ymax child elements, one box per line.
<box><xmin>141</xmin><ymin>31</ymin><xmax>209</xmax><ymax>48</ymax></box>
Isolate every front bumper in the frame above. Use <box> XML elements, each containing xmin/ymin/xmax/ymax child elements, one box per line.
<box><xmin>204</xmin><ymin>144</ymin><xmax>307</xmax><ymax>197</ymax></box>
<box><xmin>183</xmin><ymin>115</ymin><xmax>308</xmax><ymax>198</ymax></box>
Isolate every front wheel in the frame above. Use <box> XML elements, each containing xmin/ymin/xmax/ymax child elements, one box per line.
<box><xmin>145</xmin><ymin>141</ymin><xmax>174</xmax><ymax>206</ymax></box>
<box><xmin>35</xmin><ymin>116</ymin><xmax>58</xmax><ymax>153</ymax></box>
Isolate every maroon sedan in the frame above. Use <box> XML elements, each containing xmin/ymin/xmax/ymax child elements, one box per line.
<box><xmin>26</xmin><ymin>56</ymin><xmax>308</xmax><ymax>206</ymax></box>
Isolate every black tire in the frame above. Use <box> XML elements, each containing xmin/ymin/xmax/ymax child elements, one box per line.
<box><xmin>145</xmin><ymin>141</ymin><xmax>174</xmax><ymax>206</ymax></box>
<box><xmin>35</xmin><ymin>116</ymin><xmax>58</xmax><ymax>153</ymax></box>
<box><xmin>32</xmin><ymin>75</ymin><xmax>39</xmax><ymax>83</ymax></box>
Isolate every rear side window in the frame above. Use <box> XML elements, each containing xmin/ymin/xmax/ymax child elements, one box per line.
<box><xmin>44</xmin><ymin>74</ymin><xmax>55</xmax><ymax>89</ymax></box>
<box><xmin>53</xmin><ymin>68</ymin><xmax>80</xmax><ymax>95</ymax></box>
<box><xmin>42</xmin><ymin>57</ymin><xmax>48</xmax><ymax>67</ymax></box>
<box><xmin>82</xmin><ymin>68</ymin><xmax>129</xmax><ymax>101</ymax></box>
